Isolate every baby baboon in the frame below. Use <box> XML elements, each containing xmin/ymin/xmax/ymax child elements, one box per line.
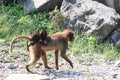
<box><xmin>9</xmin><ymin>30</ymin><xmax>51</xmax><ymax>72</ymax></box>
<box><xmin>27</xmin><ymin>30</ymin><xmax>49</xmax><ymax>50</ymax></box>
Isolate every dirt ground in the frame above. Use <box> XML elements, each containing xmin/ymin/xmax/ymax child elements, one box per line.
<box><xmin>0</xmin><ymin>40</ymin><xmax>120</xmax><ymax>80</ymax></box>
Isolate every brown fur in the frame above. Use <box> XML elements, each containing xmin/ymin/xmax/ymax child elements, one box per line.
<box><xmin>28</xmin><ymin>29</ymin><xmax>75</xmax><ymax>70</ymax></box>
<box><xmin>9</xmin><ymin>29</ymin><xmax>75</xmax><ymax>72</ymax></box>
<box><xmin>27</xmin><ymin>30</ymin><xmax>49</xmax><ymax>51</ymax></box>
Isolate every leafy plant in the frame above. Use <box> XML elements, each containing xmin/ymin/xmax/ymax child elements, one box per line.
<box><xmin>49</xmin><ymin>6</ymin><xmax>65</xmax><ymax>31</ymax></box>
<box><xmin>0</xmin><ymin>4</ymin><xmax>55</xmax><ymax>41</ymax></box>
<box><xmin>70</xmin><ymin>33</ymin><xmax>120</xmax><ymax>61</ymax></box>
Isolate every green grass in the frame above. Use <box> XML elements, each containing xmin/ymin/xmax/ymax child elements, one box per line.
<box><xmin>0</xmin><ymin>4</ymin><xmax>120</xmax><ymax>61</ymax></box>
<box><xmin>0</xmin><ymin>4</ymin><xmax>55</xmax><ymax>41</ymax></box>
<box><xmin>70</xmin><ymin>33</ymin><xmax>120</xmax><ymax>61</ymax></box>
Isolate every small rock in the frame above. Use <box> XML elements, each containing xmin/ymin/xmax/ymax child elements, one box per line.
<box><xmin>35</xmin><ymin>63</ymin><xmax>42</xmax><ymax>68</ymax></box>
<box><xmin>116</xmin><ymin>41</ymin><xmax>120</xmax><ymax>48</ymax></box>
<box><xmin>114</xmin><ymin>60</ymin><xmax>120</xmax><ymax>67</ymax></box>
<box><xmin>0</xmin><ymin>65</ymin><xmax>5</xmax><ymax>68</ymax></box>
<box><xmin>49</xmin><ymin>73</ymin><xmax>55</xmax><ymax>79</ymax></box>
<box><xmin>8</xmin><ymin>63</ymin><xmax>18</xmax><ymax>69</ymax></box>
<box><xmin>113</xmin><ymin>74</ymin><xmax>117</xmax><ymax>78</ymax></box>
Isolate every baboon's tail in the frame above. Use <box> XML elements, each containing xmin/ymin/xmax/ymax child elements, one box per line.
<box><xmin>9</xmin><ymin>36</ymin><xmax>31</xmax><ymax>55</ymax></box>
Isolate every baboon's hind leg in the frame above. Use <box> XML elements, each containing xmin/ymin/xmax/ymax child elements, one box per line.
<box><xmin>26</xmin><ymin>50</ymin><xmax>41</xmax><ymax>72</ymax></box>
<box><xmin>41</xmin><ymin>51</ymin><xmax>51</xmax><ymax>69</ymax></box>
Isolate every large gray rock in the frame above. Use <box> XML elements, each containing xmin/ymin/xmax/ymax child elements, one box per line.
<box><xmin>61</xmin><ymin>0</ymin><xmax>120</xmax><ymax>40</ymax></box>
<box><xmin>95</xmin><ymin>0</ymin><xmax>120</xmax><ymax>14</ymax></box>
<box><xmin>0</xmin><ymin>0</ymin><xmax>3</xmax><ymax>4</ymax></box>
<box><xmin>24</xmin><ymin>0</ymin><xmax>63</xmax><ymax>14</ymax></box>
<box><xmin>110</xmin><ymin>29</ymin><xmax>120</xmax><ymax>44</ymax></box>
<box><xmin>17</xmin><ymin>0</ymin><xmax>27</xmax><ymax>5</ymax></box>
<box><xmin>116</xmin><ymin>40</ymin><xmax>120</xmax><ymax>48</ymax></box>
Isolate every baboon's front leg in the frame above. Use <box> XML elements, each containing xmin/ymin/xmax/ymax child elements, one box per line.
<box><xmin>60</xmin><ymin>50</ymin><xmax>73</xmax><ymax>68</ymax></box>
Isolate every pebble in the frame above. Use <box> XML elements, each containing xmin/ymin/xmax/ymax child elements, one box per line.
<box><xmin>114</xmin><ymin>60</ymin><xmax>120</xmax><ymax>67</ymax></box>
<box><xmin>112</xmin><ymin>74</ymin><xmax>117</xmax><ymax>78</ymax></box>
<box><xmin>35</xmin><ymin>63</ymin><xmax>42</xmax><ymax>68</ymax></box>
<box><xmin>8</xmin><ymin>63</ymin><xmax>18</xmax><ymax>69</ymax></box>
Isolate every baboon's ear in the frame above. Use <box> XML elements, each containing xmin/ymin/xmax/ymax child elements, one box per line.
<box><xmin>39</xmin><ymin>30</ymin><xmax>48</xmax><ymax>36</ymax></box>
<box><xmin>67</xmin><ymin>32</ymin><xmax>75</xmax><ymax>42</ymax></box>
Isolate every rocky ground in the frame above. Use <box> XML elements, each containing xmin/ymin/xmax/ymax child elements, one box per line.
<box><xmin>0</xmin><ymin>39</ymin><xmax>120</xmax><ymax>80</ymax></box>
